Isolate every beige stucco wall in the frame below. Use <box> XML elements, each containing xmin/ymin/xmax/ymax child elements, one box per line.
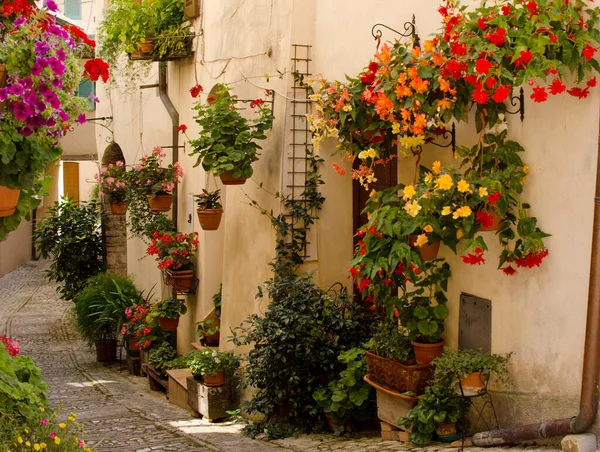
<box><xmin>96</xmin><ymin>0</ymin><xmax>600</xmax><ymax>431</ymax></box>
<box><xmin>0</xmin><ymin>218</ymin><xmax>32</xmax><ymax>276</ymax></box>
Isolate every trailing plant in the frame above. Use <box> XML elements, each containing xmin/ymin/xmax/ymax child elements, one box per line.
<box><xmin>153</xmin><ymin>24</ymin><xmax>194</xmax><ymax>59</ymax></box>
<box><xmin>365</xmin><ymin>321</ymin><xmax>414</xmax><ymax>363</ymax></box>
<box><xmin>96</xmin><ymin>161</ymin><xmax>128</xmax><ymax>204</ymax></box>
<box><xmin>312</xmin><ymin>347</ymin><xmax>375</xmax><ymax>428</ymax></box>
<box><xmin>34</xmin><ymin>198</ymin><xmax>105</xmax><ymax>301</ymax></box>
<box><xmin>194</xmin><ymin>189</ymin><xmax>222</xmax><ymax>210</ymax></box>
<box><xmin>188</xmin><ymin>350</ymin><xmax>239</xmax><ymax>377</ymax></box>
<box><xmin>146</xmin><ymin>230</ymin><xmax>199</xmax><ymax>270</ymax></box>
<box><xmin>433</xmin><ymin>349</ymin><xmax>512</xmax><ymax>387</ymax></box>
<box><xmin>187</xmin><ymin>84</ymin><xmax>275</xmax><ymax>179</ymax></box>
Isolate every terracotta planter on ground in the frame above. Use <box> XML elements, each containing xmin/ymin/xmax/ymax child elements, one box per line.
<box><xmin>147</xmin><ymin>194</ymin><xmax>173</xmax><ymax>212</ymax></box>
<box><xmin>128</xmin><ymin>335</ymin><xmax>139</xmax><ymax>351</ymax></box>
<box><xmin>0</xmin><ymin>186</ymin><xmax>20</xmax><ymax>217</ymax></box>
<box><xmin>165</xmin><ymin>268</ymin><xmax>195</xmax><ymax>293</ymax></box>
<box><xmin>159</xmin><ymin>317</ymin><xmax>179</xmax><ymax>331</ymax></box>
<box><xmin>203</xmin><ymin>371</ymin><xmax>225</xmax><ymax>387</ymax></box>
<box><xmin>436</xmin><ymin>422</ymin><xmax>458</xmax><ymax>440</ymax></box>
<box><xmin>408</xmin><ymin>234</ymin><xmax>441</xmax><ymax>261</ymax></box>
<box><xmin>459</xmin><ymin>371</ymin><xmax>487</xmax><ymax>393</ymax></box>
<box><xmin>479</xmin><ymin>210</ymin><xmax>502</xmax><ymax>232</ymax></box>
<box><xmin>365</xmin><ymin>350</ymin><xmax>432</xmax><ymax>394</ymax></box>
<box><xmin>95</xmin><ymin>339</ymin><xmax>117</xmax><ymax>362</ymax></box>
<box><xmin>110</xmin><ymin>202</ymin><xmax>127</xmax><ymax>215</ymax></box>
<box><xmin>219</xmin><ymin>170</ymin><xmax>246</xmax><ymax>185</ymax></box>
<box><xmin>411</xmin><ymin>340</ymin><xmax>444</xmax><ymax>365</ymax></box>
<box><xmin>197</xmin><ymin>208</ymin><xmax>223</xmax><ymax>230</ymax></box>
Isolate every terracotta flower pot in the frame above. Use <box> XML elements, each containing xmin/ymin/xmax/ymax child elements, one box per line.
<box><xmin>138</xmin><ymin>39</ymin><xmax>155</xmax><ymax>54</ymax></box>
<box><xmin>110</xmin><ymin>202</ymin><xmax>127</xmax><ymax>215</ymax></box>
<box><xmin>0</xmin><ymin>186</ymin><xmax>20</xmax><ymax>217</ymax></box>
<box><xmin>95</xmin><ymin>339</ymin><xmax>117</xmax><ymax>362</ymax></box>
<box><xmin>128</xmin><ymin>335</ymin><xmax>139</xmax><ymax>351</ymax></box>
<box><xmin>0</xmin><ymin>63</ymin><xmax>6</xmax><ymax>88</ymax></box>
<box><xmin>197</xmin><ymin>208</ymin><xmax>223</xmax><ymax>230</ymax></box>
<box><xmin>480</xmin><ymin>210</ymin><xmax>502</xmax><ymax>232</ymax></box>
<box><xmin>165</xmin><ymin>268</ymin><xmax>195</xmax><ymax>293</ymax></box>
<box><xmin>365</xmin><ymin>350</ymin><xmax>433</xmax><ymax>394</ymax></box>
<box><xmin>459</xmin><ymin>371</ymin><xmax>487</xmax><ymax>393</ymax></box>
<box><xmin>203</xmin><ymin>371</ymin><xmax>225</xmax><ymax>387</ymax></box>
<box><xmin>436</xmin><ymin>422</ymin><xmax>457</xmax><ymax>438</ymax></box>
<box><xmin>408</xmin><ymin>234</ymin><xmax>441</xmax><ymax>261</ymax></box>
<box><xmin>220</xmin><ymin>170</ymin><xmax>247</xmax><ymax>185</ymax></box>
<box><xmin>147</xmin><ymin>194</ymin><xmax>173</xmax><ymax>212</ymax></box>
<box><xmin>411</xmin><ymin>340</ymin><xmax>444</xmax><ymax>365</ymax></box>
<box><xmin>159</xmin><ymin>317</ymin><xmax>179</xmax><ymax>331</ymax></box>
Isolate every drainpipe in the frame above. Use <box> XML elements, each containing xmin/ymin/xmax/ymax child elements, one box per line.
<box><xmin>473</xmin><ymin>128</ymin><xmax>600</xmax><ymax>446</ymax></box>
<box><xmin>158</xmin><ymin>61</ymin><xmax>179</xmax><ymax>231</ymax></box>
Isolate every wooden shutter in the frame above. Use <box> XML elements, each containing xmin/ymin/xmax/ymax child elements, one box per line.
<box><xmin>77</xmin><ymin>80</ymin><xmax>96</xmax><ymax>111</ymax></box>
<box><xmin>63</xmin><ymin>162</ymin><xmax>80</xmax><ymax>203</ymax></box>
<box><xmin>64</xmin><ymin>0</ymin><xmax>82</xmax><ymax>20</ymax></box>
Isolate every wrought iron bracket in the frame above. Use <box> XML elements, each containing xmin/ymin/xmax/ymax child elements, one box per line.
<box><xmin>429</xmin><ymin>123</ymin><xmax>456</xmax><ymax>153</ymax></box>
<box><xmin>371</xmin><ymin>15</ymin><xmax>420</xmax><ymax>48</ymax></box>
<box><xmin>236</xmin><ymin>88</ymin><xmax>276</xmax><ymax>119</ymax></box>
<box><xmin>505</xmin><ymin>87</ymin><xmax>525</xmax><ymax>122</ymax></box>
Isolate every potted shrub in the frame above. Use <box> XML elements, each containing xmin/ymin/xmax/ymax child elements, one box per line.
<box><xmin>97</xmin><ymin>161</ymin><xmax>128</xmax><ymax>215</ymax></box>
<box><xmin>132</xmin><ymin>146</ymin><xmax>184</xmax><ymax>212</ymax></box>
<box><xmin>313</xmin><ymin>347</ymin><xmax>374</xmax><ymax>432</ymax></box>
<box><xmin>433</xmin><ymin>349</ymin><xmax>512</xmax><ymax>394</ymax></box>
<box><xmin>147</xmin><ymin>341</ymin><xmax>189</xmax><ymax>388</ymax></box>
<box><xmin>147</xmin><ymin>230</ymin><xmax>199</xmax><ymax>292</ymax></box>
<box><xmin>153</xmin><ymin>24</ymin><xmax>194</xmax><ymax>60</ymax></box>
<box><xmin>188</xmin><ymin>349</ymin><xmax>239</xmax><ymax>387</ymax></box>
<box><xmin>194</xmin><ymin>189</ymin><xmax>223</xmax><ymax>231</ymax></box>
<box><xmin>148</xmin><ymin>297</ymin><xmax>187</xmax><ymax>331</ymax></box>
<box><xmin>187</xmin><ymin>84</ymin><xmax>274</xmax><ymax>184</ymax></box>
<box><xmin>196</xmin><ymin>284</ymin><xmax>221</xmax><ymax>346</ymax></box>
<box><xmin>398</xmin><ymin>381</ymin><xmax>462</xmax><ymax>445</ymax></box>
<box><xmin>98</xmin><ymin>0</ymin><xmax>154</xmax><ymax>59</ymax></box>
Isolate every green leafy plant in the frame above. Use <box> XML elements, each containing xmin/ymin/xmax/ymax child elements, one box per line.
<box><xmin>187</xmin><ymin>84</ymin><xmax>274</xmax><ymax>179</ymax></box>
<box><xmin>365</xmin><ymin>322</ymin><xmax>414</xmax><ymax>363</ymax></box>
<box><xmin>34</xmin><ymin>198</ymin><xmax>105</xmax><ymax>301</ymax></box>
<box><xmin>312</xmin><ymin>347</ymin><xmax>375</xmax><ymax>427</ymax></box>
<box><xmin>196</xmin><ymin>284</ymin><xmax>222</xmax><ymax>338</ymax></box>
<box><xmin>97</xmin><ymin>160</ymin><xmax>128</xmax><ymax>204</ymax></box>
<box><xmin>194</xmin><ymin>189</ymin><xmax>222</xmax><ymax>210</ymax></box>
<box><xmin>398</xmin><ymin>382</ymin><xmax>462</xmax><ymax>446</ymax></box>
<box><xmin>433</xmin><ymin>349</ymin><xmax>512</xmax><ymax>387</ymax></box>
<box><xmin>153</xmin><ymin>24</ymin><xmax>194</xmax><ymax>59</ymax></box>
<box><xmin>149</xmin><ymin>297</ymin><xmax>187</xmax><ymax>320</ymax></box>
<box><xmin>148</xmin><ymin>342</ymin><xmax>179</xmax><ymax>375</ymax></box>
<box><xmin>188</xmin><ymin>350</ymin><xmax>239</xmax><ymax>377</ymax></box>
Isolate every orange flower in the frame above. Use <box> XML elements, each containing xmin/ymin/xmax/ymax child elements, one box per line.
<box><xmin>431</xmin><ymin>53</ymin><xmax>445</xmax><ymax>66</ymax></box>
<box><xmin>437</xmin><ymin>98</ymin><xmax>452</xmax><ymax>110</ymax></box>
<box><xmin>423</xmin><ymin>40</ymin><xmax>435</xmax><ymax>52</ymax></box>
<box><xmin>400</xmin><ymin>109</ymin><xmax>411</xmax><ymax>122</ymax></box>
<box><xmin>411</xmin><ymin>46</ymin><xmax>421</xmax><ymax>58</ymax></box>
<box><xmin>376</xmin><ymin>43</ymin><xmax>391</xmax><ymax>64</ymax></box>
<box><xmin>439</xmin><ymin>78</ymin><xmax>451</xmax><ymax>93</ymax></box>
<box><xmin>332</xmin><ymin>163</ymin><xmax>346</xmax><ymax>176</ymax></box>
<box><xmin>375</xmin><ymin>94</ymin><xmax>394</xmax><ymax>119</ymax></box>
<box><xmin>410</xmin><ymin>78</ymin><xmax>429</xmax><ymax>94</ymax></box>
<box><xmin>395</xmin><ymin>84</ymin><xmax>413</xmax><ymax>98</ymax></box>
<box><xmin>397</xmin><ymin>73</ymin><xmax>407</xmax><ymax>85</ymax></box>
<box><xmin>407</xmin><ymin>66</ymin><xmax>419</xmax><ymax>80</ymax></box>
<box><xmin>411</xmin><ymin>113</ymin><xmax>427</xmax><ymax>135</ymax></box>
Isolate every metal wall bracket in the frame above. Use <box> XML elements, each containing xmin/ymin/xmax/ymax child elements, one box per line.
<box><xmin>236</xmin><ymin>88</ymin><xmax>276</xmax><ymax>118</ymax></box>
<box><xmin>371</xmin><ymin>15</ymin><xmax>420</xmax><ymax>49</ymax></box>
<box><xmin>505</xmin><ymin>87</ymin><xmax>525</xmax><ymax>122</ymax></box>
<box><xmin>429</xmin><ymin>123</ymin><xmax>456</xmax><ymax>153</ymax></box>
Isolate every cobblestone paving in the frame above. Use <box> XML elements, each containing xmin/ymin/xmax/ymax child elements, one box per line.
<box><xmin>0</xmin><ymin>261</ymin><xmax>564</xmax><ymax>452</ymax></box>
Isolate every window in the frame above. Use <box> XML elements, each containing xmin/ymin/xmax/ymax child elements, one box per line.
<box><xmin>63</xmin><ymin>0</ymin><xmax>82</xmax><ymax>20</ymax></box>
<box><xmin>77</xmin><ymin>80</ymin><xmax>96</xmax><ymax>111</ymax></box>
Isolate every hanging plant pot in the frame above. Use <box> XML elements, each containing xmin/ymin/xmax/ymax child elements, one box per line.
<box><xmin>165</xmin><ymin>268</ymin><xmax>195</xmax><ymax>293</ymax></box>
<box><xmin>147</xmin><ymin>194</ymin><xmax>173</xmax><ymax>212</ymax></box>
<box><xmin>459</xmin><ymin>371</ymin><xmax>487</xmax><ymax>393</ymax></box>
<box><xmin>408</xmin><ymin>234</ymin><xmax>441</xmax><ymax>261</ymax></box>
<box><xmin>95</xmin><ymin>339</ymin><xmax>117</xmax><ymax>362</ymax></box>
<box><xmin>110</xmin><ymin>202</ymin><xmax>127</xmax><ymax>215</ymax></box>
<box><xmin>138</xmin><ymin>39</ymin><xmax>155</xmax><ymax>54</ymax></box>
<box><xmin>411</xmin><ymin>340</ymin><xmax>444</xmax><ymax>365</ymax></box>
<box><xmin>197</xmin><ymin>208</ymin><xmax>223</xmax><ymax>230</ymax></box>
<box><xmin>220</xmin><ymin>170</ymin><xmax>247</xmax><ymax>185</ymax></box>
<box><xmin>479</xmin><ymin>209</ymin><xmax>502</xmax><ymax>232</ymax></box>
<box><xmin>0</xmin><ymin>186</ymin><xmax>20</xmax><ymax>217</ymax></box>
<box><xmin>159</xmin><ymin>317</ymin><xmax>179</xmax><ymax>331</ymax></box>
<box><xmin>202</xmin><ymin>371</ymin><xmax>225</xmax><ymax>387</ymax></box>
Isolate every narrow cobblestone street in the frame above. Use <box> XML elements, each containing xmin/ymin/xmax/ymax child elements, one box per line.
<box><xmin>0</xmin><ymin>261</ymin><xmax>565</xmax><ymax>452</ymax></box>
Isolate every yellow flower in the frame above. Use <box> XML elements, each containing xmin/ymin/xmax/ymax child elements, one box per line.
<box><xmin>68</xmin><ymin>416</ymin><xmax>76</xmax><ymax>422</ymax></box>
<box><xmin>452</xmin><ymin>206</ymin><xmax>472</xmax><ymax>219</ymax></box>
<box><xmin>34</xmin><ymin>444</ymin><xmax>40</xmax><ymax>451</ymax></box>
<box><xmin>435</xmin><ymin>174</ymin><xmax>453</xmax><ymax>190</ymax></box>
<box><xmin>403</xmin><ymin>184</ymin><xmax>416</xmax><ymax>199</ymax></box>
<box><xmin>54</xmin><ymin>437</ymin><xmax>60</xmax><ymax>445</ymax></box>
<box><xmin>478</xmin><ymin>187</ymin><xmax>489</xmax><ymax>197</ymax></box>
<box><xmin>456</xmin><ymin>229</ymin><xmax>464</xmax><ymax>239</ymax></box>
<box><xmin>457</xmin><ymin>179</ymin><xmax>470</xmax><ymax>193</ymax></box>
<box><xmin>424</xmin><ymin>172</ymin><xmax>433</xmax><ymax>183</ymax></box>
<box><xmin>404</xmin><ymin>201</ymin><xmax>422</xmax><ymax>217</ymax></box>
<box><xmin>358</xmin><ymin>150</ymin><xmax>368</xmax><ymax>160</ymax></box>
<box><xmin>39</xmin><ymin>407</ymin><xmax>45</xmax><ymax>413</ymax></box>
<box><xmin>342</xmin><ymin>104</ymin><xmax>352</xmax><ymax>112</ymax></box>
<box><xmin>25</xmin><ymin>442</ymin><xmax>31</xmax><ymax>448</ymax></box>
<box><xmin>399</xmin><ymin>134</ymin><xmax>425</xmax><ymax>149</ymax></box>
<box><xmin>58</xmin><ymin>423</ymin><xmax>66</xmax><ymax>429</ymax></box>
<box><xmin>424</xmin><ymin>40</ymin><xmax>435</xmax><ymax>52</ymax></box>
<box><xmin>17</xmin><ymin>438</ymin><xmax>23</xmax><ymax>445</ymax></box>
<box><xmin>366</xmin><ymin>148</ymin><xmax>377</xmax><ymax>159</ymax></box>
<box><xmin>441</xmin><ymin>206</ymin><xmax>452</xmax><ymax>216</ymax></box>
<box><xmin>423</xmin><ymin>225</ymin><xmax>433</xmax><ymax>233</ymax></box>
<box><xmin>366</xmin><ymin>174</ymin><xmax>377</xmax><ymax>184</ymax></box>
<box><xmin>392</xmin><ymin>122</ymin><xmax>401</xmax><ymax>134</ymax></box>
<box><xmin>432</xmin><ymin>160</ymin><xmax>441</xmax><ymax>174</ymax></box>
<box><xmin>40</xmin><ymin>444</ymin><xmax>46</xmax><ymax>450</ymax></box>
<box><xmin>523</xmin><ymin>164</ymin><xmax>529</xmax><ymax>174</ymax></box>
<box><xmin>414</xmin><ymin>233</ymin><xmax>429</xmax><ymax>247</ymax></box>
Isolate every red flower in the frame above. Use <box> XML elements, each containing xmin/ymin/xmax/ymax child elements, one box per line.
<box><xmin>492</xmin><ymin>84</ymin><xmax>511</xmax><ymax>103</ymax></box>
<box><xmin>501</xmin><ymin>4</ymin><xmax>511</xmax><ymax>15</ymax></box>
<box><xmin>461</xmin><ymin>251</ymin><xmax>486</xmax><ymax>266</ymax></box>
<box><xmin>177</xmin><ymin>124</ymin><xmax>187</xmax><ymax>133</ymax></box>
<box><xmin>438</xmin><ymin>5</ymin><xmax>448</xmax><ymax>16</ymax></box>
<box><xmin>394</xmin><ymin>264</ymin><xmax>406</xmax><ymax>275</ymax></box>
<box><xmin>189</xmin><ymin>84</ymin><xmax>204</xmax><ymax>98</ymax></box>
<box><xmin>475</xmin><ymin>211</ymin><xmax>495</xmax><ymax>229</ymax></box>
<box><xmin>485</xmin><ymin>78</ymin><xmax>497</xmax><ymax>89</ymax></box>
<box><xmin>360</xmin><ymin>71</ymin><xmax>376</xmax><ymax>85</ymax></box>
<box><xmin>514</xmin><ymin>50</ymin><xmax>532</xmax><ymax>68</ymax></box>
<box><xmin>587</xmin><ymin>77</ymin><xmax>597</xmax><ymax>88</ymax></box>
<box><xmin>357</xmin><ymin>278</ymin><xmax>371</xmax><ymax>292</ymax></box>
<box><xmin>473</xmin><ymin>88</ymin><xmax>489</xmax><ymax>104</ymax></box>
<box><xmin>348</xmin><ymin>267</ymin><xmax>360</xmax><ymax>279</ymax></box>
<box><xmin>83</xmin><ymin>58</ymin><xmax>110</xmax><ymax>83</ymax></box>
<box><xmin>358</xmin><ymin>239</ymin><xmax>366</xmax><ymax>256</ymax></box>
<box><xmin>487</xmin><ymin>192</ymin><xmax>502</xmax><ymax>204</ymax></box>
<box><xmin>450</xmin><ymin>42</ymin><xmax>467</xmax><ymax>56</ymax></box>
<box><xmin>475</xmin><ymin>58</ymin><xmax>493</xmax><ymax>75</ymax></box>
<box><xmin>485</xmin><ymin>28</ymin><xmax>507</xmax><ymax>47</ymax></box>
<box><xmin>549</xmin><ymin>79</ymin><xmax>566</xmax><ymax>95</ymax></box>
<box><xmin>207</xmin><ymin>96</ymin><xmax>216</xmax><ymax>102</ymax></box>
<box><xmin>515</xmin><ymin>249</ymin><xmax>549</xmax><ymax>268</ymax></box>
<box><xmin>526</xmin><ymin>1</ymin><xmax>537</xmax><ymax>17</ymax></box>
<box><xmin>531</xmin><ymin>86</ymin><xmax>548</xmax><ymax>103</ymax></box>
<box><xmin>567</xmin><ymin>87</ymin><xmax>590</xmax><ymax>99</ymax></box>
<box><xmin>582</xmin><ymin>45</ymin><xmax>597</xmax><ymax>61</ymax></box>
<box><xmin>477</xmin><ymin>17</ymin><xmax>488</xmax><ymax>30</ymax></box>
<box><xmin>250</xmin><ymin>99</ymin><xmax>265</xmax><ymax>108</ymax></box>
<box><xmin>502</xmin><ymin>265</ymin><xmax>517</xmax><ymax>275</ymax></box>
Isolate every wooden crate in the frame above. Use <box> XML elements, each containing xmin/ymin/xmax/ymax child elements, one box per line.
<box><xmin>186</xmin><ymin>376</ymin><xmax>234</xmax><ymax>421</ymax></box>
<box><xmin>167</xmin><ymin>369</ymin><xmax>197</xmax><ymax>415</ymax></box>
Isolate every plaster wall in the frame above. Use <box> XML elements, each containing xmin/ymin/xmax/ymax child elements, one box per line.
<box><xmin>0</xmin><ymin>218</ymin><xmax>32</xmax><ymax>276</ymax></box>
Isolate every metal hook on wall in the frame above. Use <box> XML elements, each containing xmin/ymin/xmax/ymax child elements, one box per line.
<box><xmin>371</xmin><ymin>15</ymin><xmax>420</xmax><ymax>50</ymax></box>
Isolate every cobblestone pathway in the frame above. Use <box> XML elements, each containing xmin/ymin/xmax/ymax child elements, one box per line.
<box><xmin>0</xmin><ymin>261</ymin><xmax>563</xmax><ymax>452</ymax></box>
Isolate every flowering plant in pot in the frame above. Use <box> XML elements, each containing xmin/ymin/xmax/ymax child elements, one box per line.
<box><xmin>188</xmin><ymin>349</ymin><xmax>239</xmax><ymax>387</ymax></box>
<box><xmin>147</xmin><ymin>297</ymin><xmax>187</xmax><ymax>331</ymax></box>
<box><xmin>121</xmin><ymin>303</ymin><xmax>158</xmax><ymax>351</ymax></box>
<box><xmin>147</xmin><ymin>230</ymin><xmax>199</xmax><ymax>292</ymax></box>
<box><xmin>96</xmin><ymin>160</ymin><xmax>128</xmax><ymax>214</ymax></box>
<box><xmin>132</xmin><ymin>146</ymin><xmax>183</xmax><ymax>212</ymax></box>
<box><xmin>194</xmin><ymin>188</ymin><xmax>223</xmax><ymax>230</ymax></box>
<box><xmin>187</xmin><ymin>84</ymin><xmax>274</xmax><ymax>184</ymax></box>
<box><xmin>0</xmin><ymin>2</ymin><xmax>109</xmax><ymax>239</ymax></box>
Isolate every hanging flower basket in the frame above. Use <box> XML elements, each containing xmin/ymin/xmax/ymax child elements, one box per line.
<box><xmin>408</xmin><ymin>234</ymin><xmax>441</xmax><ymax>261</ymax></box>
<box><xmin>147</xmin><ymin>194</ymin><xmax>173</xmax><ymax>212</ymax></box>
<box><xmin>479</xmin><ymin>209</ymin><xmax>502</xmax><ymax>232</ymax></box>
<box><xmin>0</xmin><ymin>186</ymin><xmax>20</xmax><ymax>218</ymax></box>
<box><xmin>159</xmin><ymin>317</ymin><xmax>179</xmax><ymax>331</ymax></box>
<box><xmin>165</xmin><ymin>268</ymin><xmax>195</xmax><ymax>293</ymax></box>
<box><xmin>110</xmin><ymin>202</ymin><xmax>128</xmax><ymax>215</ymax></box>
<box><xmin>219</xmin><ymin>170</ymin><xmax>247</xmax><ymax>185</ymax></box>
<box><xmin>197</xmin><ymin>208</ymin><xmax>223</xmax><ymax>230</ymax></box>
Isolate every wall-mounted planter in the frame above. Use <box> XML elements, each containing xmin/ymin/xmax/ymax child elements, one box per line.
<box><xmin>110</xmin><ymin>202</ymin><xmax>127</xmax><ymax>215</ymax></box>
<box><xmin>147</xmin><ymin>194</ymin><xmax>173</xmax><ymax>212</ymax></box>
<box><xmin>220</xmin><ymin>170</ymin><xmax>246</xmax><ymax>185</ymax></box>
<box><xmin>0</xmin><ymin>186</ymin><xmax>20</xmax><ymax>217</ymax></box>
<box><xmin>197</xmin><ymin>208</ymin><xmax>223</xmax><ymax>230</ymax></box>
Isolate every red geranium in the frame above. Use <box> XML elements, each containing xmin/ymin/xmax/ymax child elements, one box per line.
<box><xmin>475</xmin><ymin>211</ymin><xmax>495</xmax><ymax>229</ymax></box>
<box><xmin>531</xmin><ymin>86</ymin><xmax>548</xmax><ymax>103</ymax></box>
<box><xmin>83</xmin><ymin>58</ymin><xmax>110</xmax><ymax>83</ymax></box>
<box><xmin>189</xmin><ymin>84</ymin><xmax>204</xmax><ymax>98</ymax></box>
<box><xmin>492</xmin><ymin>84</ymin><xmax>511</xmax><ymax>102</ymax></box>
<box><xmin>147</xmin><ymin>231</ymin><xmax>199</xmax><ymax>270</ymax></box>
<box><xmin>0</xmin><ymin>334</ymin><xmax>20</xmax><ymax>357</ymax></box>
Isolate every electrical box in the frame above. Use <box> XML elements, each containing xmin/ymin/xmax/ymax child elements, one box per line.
<box><xmin>184</xmin><ymin>0</ymin><xmax>200</xmax><ymax>19</ymax></box>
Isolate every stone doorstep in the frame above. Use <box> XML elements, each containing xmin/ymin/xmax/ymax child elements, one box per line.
<box><xmin>166</xmin><ymin>368</ymin><xmax>197</xmax><ymax>416</ymax></box>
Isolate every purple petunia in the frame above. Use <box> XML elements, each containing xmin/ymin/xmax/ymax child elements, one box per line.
<box><xmin>11</xmin><ymin>102</ymin><xmax>33</xmax><ymax>121</ymax></box>
<box><xmin>0</xmin><ymin>88</ymin><xmax>7</xmax><ymax>102</ymax></box>
<box><xmin>13</xmin><ymin>17</ymin><xmax>26</xmax><ymax>27</ymax></box>
<box><xmin>76</xmin><ymin>114</ymin><xmax>87</xmax><ymax>124</ymax></box>
<box><xmin>19</xmin><ymin>126</ymin><xmax>33</xmax><ymax>137</ymax></box>
<box><xmin>46</xmin><ymin>118</ymin><xmax>56</xmax><ymax>128</ymax></box>
<box><xmin>58</xmin><ymin>110</ymin><xmax>68</xmax><ymax>122</ymax></box>
<box><xmin>47</xmin><ymin>57</ymin><xmax>65</xmax><ymax>77</ymax></box>
<box><xmin>8</xmin><ymin>84</ymin><xmax>24</xmax><ymax>96</ymax></box>
<box><xmin>38</xmin><ymin>83</ymin><xmax>52</xmax><ymax>98</ymax></box>
<box><xmin>46</xmin><ymin>0</ymin><xmax>59</xmax><ymax>12</ymax></box>
<box><xmin>55</xmin><ymin>48</ymin><xmax>66</xmax><ymax>62</ymax></box>
<box><xmin>46</xmin><ymin>93</ymin><xmax>60</xmax><ymax>109</ymax></box>
<box><xmin>20</xmin><ymin>77</ymin><xmax>33</xmax><ymax>90</ymax></box>
<box><xmin>34</xmin><ymin>42</ymin><xmax>50</xmax><ymax>56</ymax></box>
<box><xmin>52</xmin><ymin>79</ymin><xmax>62</xmax><ymax>89</ymax></box>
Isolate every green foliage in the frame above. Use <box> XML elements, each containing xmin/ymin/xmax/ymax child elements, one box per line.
<box><xmin>398</xmin><ymin>382</ymin><xmax>462</xmax><ymax>446</ymax></box>
<box><xmin>188</xmin><ymin>350</ymin><xmax>239</xmax><ymax>377</ymax></box>
<box><xmin>365</xmin><ymin>322</ymin><xmax>413</xmax><ymax>363</ymax></box>
<box><xmin>34</xmin><ymin>198</ymin><xmax>105</xmax><ymax>300</ymax></box>
<box><xmin>153</xmin><ymin>24</ymin><xmax>194</xmax><ymax>59</ymax></box>
<box><xmin>149</xmin><ymin>297</ymin><xmax>187</xmax><ymax>320</ymax></box>
<box><xmin>312</xmin><ymin>347</ymin><xmax>375</xmax><ymax>427</ymax></box>
<box><xmin>147</xmin><ymin>342</ymin><xmax>178</xmax><ymax>374</ymax></box>
<box><xmin>433</xmin><ymin>349</ymin><xmax>512</xmax><ymax>387</ymax></box>
<box><xmin>188</xmin><ymin>85</ymin><xmax>274</xmax><ymax>179</ymax></box>
<box><xmin>196</xmin><ymin>285</ymin><xmax>222</xmax><ymax>337</ymax></box>
<box><xmin>194</xmin><ymin>189</ymin><xmax>222</xmax><ymax>210</ymax></box>
<box><xmin>73</xmin><ymin>273</ymin><xmax>141</xmax><ymax>347</ymax></box>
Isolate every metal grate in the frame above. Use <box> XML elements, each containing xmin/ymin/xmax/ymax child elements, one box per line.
<box><xmin>459</xmin><ymin>293</ymin><xmax>492</xmax><ymax>353</ymax></box>
<box><xmin>281</xmin><ymin>44</ymin><xmax>316</xmax><ymax>260</ymax></box>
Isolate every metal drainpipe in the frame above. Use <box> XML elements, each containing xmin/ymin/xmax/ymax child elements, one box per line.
<box><xmin>158</xmin><ymin>61</ymin><xmax>179</xmax><ymax>231</ymax></box>
<box><xmin>473</xmin><ymin>126</ymin><xmax>600</xmax><ymax>446</ymax></box>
